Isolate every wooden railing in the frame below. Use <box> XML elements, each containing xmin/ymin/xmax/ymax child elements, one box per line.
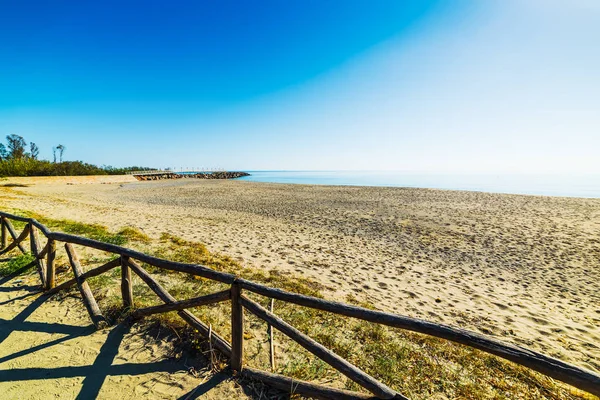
<box><xmin>0</xmin><ymin>210</ymin><xmax>598</xmax><ymax>399</ymax></box>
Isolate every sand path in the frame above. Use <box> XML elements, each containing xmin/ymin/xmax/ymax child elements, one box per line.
<box><xmin>1</xmin><ymin>176</ymin><xmax>599</xmax><ymax>377</ymax></box>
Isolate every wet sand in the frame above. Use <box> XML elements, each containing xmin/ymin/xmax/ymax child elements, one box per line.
<box><xmin>1</xmin><ymin>176</ymin><xmax>599</xmax><ymax>375</ymax></box>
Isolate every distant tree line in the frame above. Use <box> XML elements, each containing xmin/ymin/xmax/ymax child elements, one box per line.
<box><xmin>0</xmin><ymin>134</ymin><xmax>154</xmax><ymax>177</ymax></box>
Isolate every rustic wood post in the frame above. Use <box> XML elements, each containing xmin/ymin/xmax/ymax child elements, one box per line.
<box><xmin>269</xmin><ymin>298</ymin><xmax>276</xmax><ymax>371</ymax></box>
<box><xmin>4</xmin><ymin>218</ymin><xmax>27</xmax><ymax>254</ymax></box>
<box><xmin>240</xmin><ymin>295</ymin><xmax>398</xmax><ymax>399</ymax></box>
<box><xmin>45</xmin><ymin>239</ymin><xmax>56</xmax><ymax>290</ymax></box>
<box><xmin>1</xmin><ymin>217</ymin><xmax>7</xmax><ymax>249</ymax></box>
<box><xmin>231</xmin><ymin>281</ymin><xmax>244</xmax><ymax>371</ymax></box>
<box><xmin>126</xmin><ymin>258</ymin><xmax>232</xmax><ymax>357</ymax></box>
<box><xmin>241</xmin><ymin>368</ymin><xmax>379</xmax><ymax>400</ymax></box>
<box><xmin>121</xmin><ymin>256</ymin><xmax>134</xmax><ymax>309</ymax></box>
<box><xmin>0</xmin><ymin>223</ymin><xmax>30</xmax><ymax>256</ymax></box>
<box><xmin>29</xmin><ymin>224</ymin><xmax>46</xmax><ymax>287</ymax></box>
<box><xmin>65</xmin><ymin>243</ymin><xmax>106</xmax><ymax>329</ymax></box>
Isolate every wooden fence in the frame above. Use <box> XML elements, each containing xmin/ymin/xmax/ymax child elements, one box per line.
<box><xmin>0</xmin><ymin>210</ymin><xmax>598</xmax><ymax>399</ymax></box>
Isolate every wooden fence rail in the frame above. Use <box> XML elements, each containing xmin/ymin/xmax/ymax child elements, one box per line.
<box><xmin>0</xmin><ymin>210</ymin><xmax>598</xmax><ymax>399</ymax></box>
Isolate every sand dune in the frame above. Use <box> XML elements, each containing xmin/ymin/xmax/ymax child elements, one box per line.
<box><xmin>1</xmin><ymin>175</ymin><xmax>599</xmax><ymax>375</ymax></box>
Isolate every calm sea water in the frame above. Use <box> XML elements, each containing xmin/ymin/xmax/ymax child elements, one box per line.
<box><xmin>236</xmin><ymin>171</ymin><xmax>600</xmax><ymax>198</ymax></box>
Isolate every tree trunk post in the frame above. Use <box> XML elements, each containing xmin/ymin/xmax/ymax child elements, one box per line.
<box><xmin>65</xmin><ymin>243</ymin><xmax>106</xmax><ymax>329</ymax></box>
<box><xmin>30</xmin><ymin>224</ymin><xmax>46</xmax><ymax>287</ymax></box>
<box><xmin>2</xmin><ymin>218</ymin><xmax>27</xmax><ymax>254</ymax></box>
<box><xmin>45</xmin><ymin>239</ymin><xmax>56</xmax><ymax>290</ymax></box>
<box><xmin>231</xmin><ymin>281</ymin><xmax>244</xmax><ymax>371</ymax></box>
<box><xmin>121</xmin><ymin>256</ymin><xmax>134</xmax><ymax>309</ymax></box>
<box><xmin>1</xmin><ymin>217</ymin><xmax>7</xmax><ymax>249</ymax></box>
<box><xmin>269</xmin><ymin>298</ymin><xmax>276</xmax><ymax>371</ymax></box>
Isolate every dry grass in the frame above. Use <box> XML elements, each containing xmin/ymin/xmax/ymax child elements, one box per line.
<box><xmin>1</xmin><ymin>210</ymin><xmax>597</xmax><ymax>400</ymax></box>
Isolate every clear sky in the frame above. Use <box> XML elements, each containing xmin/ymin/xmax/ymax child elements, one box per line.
<box><xmin>1</xmin><ymin>0</ymin><xmax>598</xmax><ymax>173</ymax></box>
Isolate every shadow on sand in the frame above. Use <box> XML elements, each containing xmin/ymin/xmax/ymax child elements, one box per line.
<box><xmin>0</xmin><ymin>263</ymin><xmax>284</xmax><ymax>399</ymax></box>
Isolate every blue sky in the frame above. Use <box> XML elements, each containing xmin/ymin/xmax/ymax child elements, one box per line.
<box><xmin>1</xmin><ymin>0</ymin><xmax>599</xmax><ymax>172</ymax></box>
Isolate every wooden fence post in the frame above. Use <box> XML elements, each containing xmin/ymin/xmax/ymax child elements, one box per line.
<box><xmin>30</xmin><ymin>224</ymin><xmax>46</xmax><ymax>287</ymax></box>
<box><xmin>269</xmin><ymin>298</ymin><xmax>276</xmax><ymax>371</ymax></box>
<box><xmin>65</xmin><ymin>243</ymin><xmax>106</xmax><ymax>329</ymax></box>
<box><xmin>45</xmin><ymin>239</ymin><xmax>56</xmax><ymax>290</ymax></box>
<box><xmin>29</xmin><ymin>223</ymin><xmax>35</xmax><ymax>255</ymax></box>
<box><xmin>121</xmin><ymin>256</ymin><xmax>134</xmax><ymax>309</ymax></box>
<box><xmin>231</xmin><ymin>281</ymin><xmax>244</xmax><ymax>371</ymax></box>
<box><xmin>1</xmin><ymin>217</ymin><xmax>7</xmax><ymax>249</ymax></box>
<box><xmin>3</xmin><ymin>218</ymin><xmax>28</xmax><ymax>254</ymax></box>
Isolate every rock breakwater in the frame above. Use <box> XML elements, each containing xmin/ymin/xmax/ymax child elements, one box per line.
<box><xmin>134</xmin><ymin>171</ymin><xmax>250</xmax><ymax>181</ymax></box>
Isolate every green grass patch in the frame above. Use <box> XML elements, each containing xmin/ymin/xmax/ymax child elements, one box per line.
<box><xmin>17</xmin><ymin>210</ymin><xmax>150</xmax><ymax>246</ymax></box>
<box><xmin>87</xmin><ymin>273</ymin><xmax>114</xmax><ymax>289</ymax></box>
<box><xmin>117</xmin><ymin>227</ymin><xmax>151</xmax><ymax>243</ymax></box>
<box><xmin>47</xmin><ymin>219</ymin><xmax>127</xmax><ymax>245</ymax></box>
<box><xmin>0</xmin><ymin>253</ymin><xmax>35</xmax><ymax>276</ymax></box>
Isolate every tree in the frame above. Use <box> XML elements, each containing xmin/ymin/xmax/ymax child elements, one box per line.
<box><xmin>6</xmin><ymin>134</ymin><xmax>27</xmax><ymax>159</ymax></box>
<box><xmin>30</xmin><ymin>142</ymin><xmax>39</xmax><ymax>160</ymax></box>
<box><xmin>56</xmin><ymin>144</ymin><xmax>65</xmax><ymax>162</ymax></box>
<box><xmin>0</xmin><ymin>144</ymin><xmax>7</xmax><ymax>161</ymax></box>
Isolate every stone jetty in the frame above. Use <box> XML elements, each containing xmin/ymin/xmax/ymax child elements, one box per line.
<box><xmin>133</xmin><ymin>171</ymin><xmax>250</xmax><ymax>181</ymax></box>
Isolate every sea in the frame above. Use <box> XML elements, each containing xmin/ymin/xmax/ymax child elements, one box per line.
<box><xmin>236</xmin><ymin>171</ymin><xmax>600</xmax><ymax>198</ymax></box>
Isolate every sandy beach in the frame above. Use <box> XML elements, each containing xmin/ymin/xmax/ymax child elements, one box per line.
<box><xmin>1</xmin><ymin>175</ymin><xmax>599</xmax><ymax>377</ymax></box>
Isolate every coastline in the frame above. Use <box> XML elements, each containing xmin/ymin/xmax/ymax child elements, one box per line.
<box><xmin>0</xmin><ymin>176</ymin><xmax>598</xmax><ymax>375</ymax></box>
<box><xmin>238</xmin><ymin>171</ymin><xmax>600</xmax><ymax>199</ymax></box>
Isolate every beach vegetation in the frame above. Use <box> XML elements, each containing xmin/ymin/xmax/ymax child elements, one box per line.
<box><xmin>0</xmin><ymin>253</ymin><xmax>35</xmax><ymax>276</ymax></box>
<box><xmin>116</xmin><ymin>227</ymin><xmax>151</xmax><ymax>243</ymax></box>
<box><xmin>126</xmin><ymin>235</ymin><xmax>597</xmax><ymax>399</ymax></box>
<box><xmin>0</xmin><ymin>134</ymin><xmax>155</xmax><ymax>177</ymax></box>
<box><xmin>5</xmin><ymin>134</ymin><xmax>28</xmax><ymax>159</ymax></box>
<box><xmin>19</xmin><ymin>211</ymin><xmax>150</xmax><ymax>246</ymax></box>
<box><xmin>54</xmin><ymin>144</ymin><xmax>65</xmax><ymax>163</ymax></box>
<box><xmin>0</xmin><ymin>158</ymin><xmax>155</xmax><ymax>177</ymax></box>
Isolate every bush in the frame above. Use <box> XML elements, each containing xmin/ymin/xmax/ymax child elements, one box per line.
<box><xmin>0</xmin><ymin>159</ymin><xmax>155</xmax><ymax>177</ymax></box>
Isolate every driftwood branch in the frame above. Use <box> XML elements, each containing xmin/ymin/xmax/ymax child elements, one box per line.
<box><xmin>240</xmin><ymin>295</ymin><xmax>400</xmax><ymax>400</ymax></box>
<box><xmin>65</xmin><ymin>243</ymin><xmax>106</xmax><ymax>329</ymax></box>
